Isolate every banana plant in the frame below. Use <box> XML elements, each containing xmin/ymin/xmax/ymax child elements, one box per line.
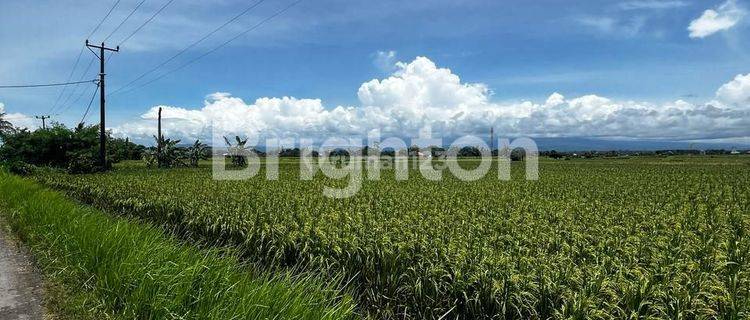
<box><xmin>223</xmin><ymin>135</ymin><xmax>249</xmax><ymax>167</ymax></box>
<box><xmin>153</xmin><ymin>135</ymin><xmax>184</xmax><ymax>168</ymax></box>
<box><xmin>186</xmin><ymin>140</ymin><xmax>208</xmax><ymax>167</ymax></box>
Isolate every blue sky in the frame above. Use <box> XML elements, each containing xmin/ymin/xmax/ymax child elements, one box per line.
<box><xmin>1</xmin><ymin>0</ymin><xmax>749</xmax><ymax>145</ymax></box>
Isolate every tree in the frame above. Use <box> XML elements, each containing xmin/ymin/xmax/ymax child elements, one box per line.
<box><xmin>408</xmin><ymin>145</ymin><xmax>420</xmax><ymax>157</ymax></box>
<box><xmin>458</xmin><ymin>146</ymin><xmax>481</xmax><ymax>157</ymax></box>
<box><xmin>428</xmin><ymin>145</ymin><xmax>445</xmax><ymax>158</ymax></box>
<box><xmin>0</xmin><ymin>123</ymin><xmax>143</xmax><ymax>173</ymax></box>
<box><xmin>546</xmin><ymin>150</ymin><xmax>564</xmax><ymax>159</ymax></box>
<box><xmin>510</xmin><ymin>148</ymin><xmax>525</xmax><ymax>161</ymax></box>
<box><xmin>381</xmin><ymin>148</ymin><xmax>395</xmax><ymax>157</ymax></box>
<box><xmin>186</xmin><ymin>140</ymin><xmax>209</xmax><ymax>167</ymax></box>
<box><xmin>224</xmin><ymin>136</ymin><xmax>249</xmax><ymax>167</ymax></box>
<box><xmin>153</xmin><ymin>135</ymin><xmax>184</xmax><ymax>168</ymax></box>
<box><xmin>0</xmin><ymin>113</ymin><xmax>14</xmax><ymax>134</ymax></box>
<box><xmin>279</xmin><ymin>148</ymin><xmax>301</xmax><ymax>157</ymax></box>
<box><xmin>109</xmin><ymin>136</ymin><xmax>145</xmax><ymax>162</ymax></box>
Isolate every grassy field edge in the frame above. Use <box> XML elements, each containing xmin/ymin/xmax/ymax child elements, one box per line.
<box><xmin>0</xmin><ymin>171</ymin><xmax>357</xmax><ymax>320</ymax></box>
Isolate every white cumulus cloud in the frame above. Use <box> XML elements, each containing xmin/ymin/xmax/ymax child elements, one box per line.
<box><xmin>717</xmin><ymin>73</ymin><xmax>750</xmax><ymax>105</ymax></box>
<box><xmin>688</xmin><ymin>0</ymin><xmax>745</xmax><ymax>38</ymax></box>
<box><xmin>0</xmin><ymin>102</ymin><xmax>37</xmax><ymax>130</ymax></box>
<box><xmin>114</xmin><ymin>56</ymin><xmax>750</xmax><ymax>145</ymax></box>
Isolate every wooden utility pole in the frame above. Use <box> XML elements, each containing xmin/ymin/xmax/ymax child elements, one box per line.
<box><xmin>157</xmin><ymin>107</ymin><xmax>162</xmax><ymax>154</ymax></box>
<box><xmin>35</xmin><ymin>115</ymin><xmax>50</xmax><ymax>129</ymax></box>
<box><xmin>86</xmin><ymin>40</ymin><xmax>119</xmax><ymax>168</ymax></box>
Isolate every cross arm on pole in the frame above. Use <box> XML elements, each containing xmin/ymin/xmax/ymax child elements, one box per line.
<box><xmin>85</xmin><ymin>39</ymin><xmax>120</xmax><ymax>52</ymax></box>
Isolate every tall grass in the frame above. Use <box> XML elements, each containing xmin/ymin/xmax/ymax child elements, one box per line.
<box><xmin>0</xmin><ymin>171</ymin><xmax>357</xmax><ymax>319</ymax></box>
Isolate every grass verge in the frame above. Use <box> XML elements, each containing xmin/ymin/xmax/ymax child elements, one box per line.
<box><xmin>0</xmin><ymin>171</ymin><xmax>357</xmax><ymax>319</ymax></box>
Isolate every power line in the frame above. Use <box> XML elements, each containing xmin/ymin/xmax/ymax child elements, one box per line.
<box><xmin>53</xmin><ymin>56</ymin><xmax>97</xmax><ymax>114</ymax></box>
<box><xmin>79</xmin><ymin>83</ymin><xmax>101</xmax><ymax>125</ymax></box>
<box><xmin>50</xmin><ymin>0</ymin><xmax>123</xmax><ymax>114</ymax></box>
<box><xmin>118</xmin><ymin>0</ymin><xmax>176</xmax><ymax>47</ymax></box>
<box><xmin>88</xmin><ymin>0</ymin><xmax>123</xmax><ymax>39</ymax></box>
<box><xmin>0</xmin><ymin>79</ymin><xmax>96</xmax><ymax>89</ymax></box>
<box><xmin>55</xmin><ymin>78</ymin><xmax>98</xmax><ymax>116</ymax></box>
<box><xmin>109</xmin><ymin>0</ymin><xmax>266</xmax><ymax>96</ymax></box>
<box><xmin>116</xmin><ymin>0</ymin><xmax>303</xmax><ymax>96</ymax></box>
<box><xmin>103</xmin><ymin>0</ymin><xmax>147</xmax><ymax>42</ymax></box>
<box><xmin>47</xmin><ymin>45</ymin><xmax>85</xmax><ymax>114</ymax></box>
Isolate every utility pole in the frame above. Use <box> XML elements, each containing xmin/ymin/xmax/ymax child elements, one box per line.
<box><xmin>490</xmin><ymin>127</ymin><xmax>494</xmax><ymax>154</ymax></box>
<box><xmin>157</xmin><ymin>107</ymin><xmax>162</xmax><ymax>165</ymax></box>
<box><xmin>35</xmin><ymin>115</ymin><xmax>51</xmax><ymax>129</ymax></box>
<box><xmin>86</xmin><ymin>40</ymin><xmax>119</xmax><ymax>169</ymax></box>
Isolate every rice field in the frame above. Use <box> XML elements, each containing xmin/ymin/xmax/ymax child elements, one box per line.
<box><xmin>32</xmin><ymin>156</ymin><xmax>750</xmax><ymax>319</ymax></box>
<box><xmin>0</xmin><ymin>171</ymin><xmax>356</xmax><ymax>319</ymax></box>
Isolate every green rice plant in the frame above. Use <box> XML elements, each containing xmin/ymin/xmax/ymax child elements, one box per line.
<box><xmin>0</xmin><ymin>171</ymin><xmax>357</xmax><ymax>319</ymax></box>
<box><xmin>29</xmin><ymin>156</ymin><xmax>750</xmax><ymax>319</ymax></box>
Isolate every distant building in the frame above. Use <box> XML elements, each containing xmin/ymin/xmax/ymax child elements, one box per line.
<box><xmin>730</xmin><ymin>149</ymin><xmax>740</xmax><ymax>155</ymax></box>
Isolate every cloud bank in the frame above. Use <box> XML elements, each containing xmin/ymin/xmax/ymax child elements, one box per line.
<box><xmin>114</xmin><ymin>56</ymin><xmax>750</xmax><ymax>145</ymax></box>
<box><xmin>0</xmin><ymin>103</ymin><xmax>36</xmax><ymax>130</ymax></box>
<box><xmin>688</xmin><ymin>0</ymin><xmax>745</xmax><ymax>38</ymax></box>
<box><xmin>717</xmin><ymin>73</ymin><xmax>750</xmax><ymax>105</ymax></box>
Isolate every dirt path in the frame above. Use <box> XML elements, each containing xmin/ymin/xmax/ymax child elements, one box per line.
<box><xmin>0</xmin><ymin>226</ymin><xmax>44</xmax><ymax>320</ymax></box>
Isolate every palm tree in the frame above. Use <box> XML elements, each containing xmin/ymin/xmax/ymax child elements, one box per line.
<box><xmin>0</xmin><ymin>113</ymin><xmax>15</xmax><ymax>134</ymax></box>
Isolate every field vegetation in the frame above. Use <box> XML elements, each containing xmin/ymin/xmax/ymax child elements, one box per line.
<box><xmin>0</xmin><ymin>171</ymin><xmax>356</xmax><ymax>319</ymax></box>
<box><xmin>29</xmin><ymin>156</ymin><xmax>750</xmax><ymax>319</ymax></box>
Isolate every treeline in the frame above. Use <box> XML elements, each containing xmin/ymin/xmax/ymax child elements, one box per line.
<box><xmin>0</xmin><ymin>121</ymin><xmax>214</xmax><ymax>173</ymax></box>
<box><xmin>0</xmin><ymin>123</ymin><xmax>144</xmax><ymax>174</ymax></box>
<box><xmin>266</xmin><ymin>146</ymin><xmax>528</xmax><ymax>159</ymax></box>
<box><xmin>540</xmin><ymin>149</ymin><xmax>749</xmax><ymax>159</ymax></box>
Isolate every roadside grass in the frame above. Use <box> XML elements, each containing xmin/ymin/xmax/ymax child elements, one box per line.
<box><xmin>0</xmin><ymin>171</ymin><xmax>357</xmax><ymax>320</ymax></box>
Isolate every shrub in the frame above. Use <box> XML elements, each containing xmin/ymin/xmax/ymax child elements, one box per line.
<box><xmin>3</xmin><ymin>160</ymin><xmax>36</xmax><ymax>176</ymax></box>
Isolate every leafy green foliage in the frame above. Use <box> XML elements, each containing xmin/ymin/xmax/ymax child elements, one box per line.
<box><xmin>3</xmin><ymin>160</ymin><xmax>36</xmax><ymax>176</ymax></box>
<box><xmin>109</xmin><ymin>137</ymin><xmax>145</xmax><ymax>163</ymax></box>
<box><xmin>224</xmin><ymin>135</ymin><xmax>249</xmax><ymax>167</ymax></box>
<box><xmin>155</xmin><ymin>135</ymin><xmax>184</xmax><ymax>168</ymax></box>
<box><xmin>186</xmin><ymin>140</ymin><xmax>209</xmax><ymax>167</ymax></box>
<box><xmin>0</xmin><ymin>172</ymin><xmax>356</xmax><ymax>319</ymax></box>
<box><xmin>0</xmin><ymin>112</ymin><xmax>15</xmax><ymax>134</ymax></box>
<box><xmin>0</xmin><ymin>123</ymin><xmax>143</xmax><ymax>173</ymax></box>
<box><xmin>66</xmin><ymin>151</ymin><xmax>98</xmax><ymax>174</ymax></box>
<box><xmin>144</xmin><ymin>137</ymin><xmax>208</xmax><ymax>168</ymax></box>
<box><xmin>33</xmin><ymin>157</ymin><xmax>750</xmax><ymax>319</ymax></box>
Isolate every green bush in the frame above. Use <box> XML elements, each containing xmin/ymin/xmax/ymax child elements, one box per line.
<box><xmin>66</xmin><ymin>152</ymin><xmax>100</xmax><ymax>174</ymax></box>
<box><xmin>0</xmin><ymin>123</ymin><xmax>143</xmax><ymax>172</ymax></box>
<box><xmin>3</xmin><ymin>160</ymin><xmax>36</xmax><ymax>176</ymax></box>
